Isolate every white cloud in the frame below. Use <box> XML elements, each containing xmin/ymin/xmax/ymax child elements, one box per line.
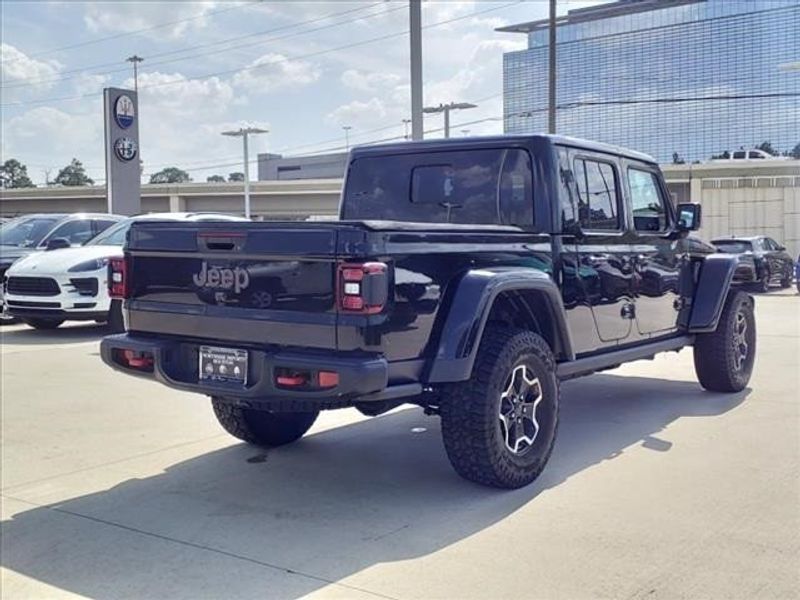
<box><xmin>340</xmin><ymin>70</ymin><xmax>401</xmax><ymax>93</ymax></box>
<box><xmin>83</xmin><ymin>1</ymin><xmax>221</xmax><ymax>38</ymax></box>
<box><xmin>3</xmin><ymin>107</ymin><xmax>105</xmax><ymax>182</ymax></box>
<box><xmin>0</xmin><ymin>43</ymin><xmax>61</xmax><ymax>91</ymax></box>
<box><xmin>125</xmin><ymin>71</ymin><xmax>235</xmax><ymax>116</ymax></box>
<box><xmin>326</xmin><ymin>97</ymin><xmax>388</xmax><ymax>129</ymax></box>
<box><xmin>232</xmin><ymin>53</ymin><xmax>321</xmax><ymax>93</ymax></box>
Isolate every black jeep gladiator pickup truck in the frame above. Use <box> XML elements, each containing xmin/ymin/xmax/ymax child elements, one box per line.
<box><xmin>101</xmin><ymin>135</ymin><xmax>754</xmax><ymax>489</ymax></box>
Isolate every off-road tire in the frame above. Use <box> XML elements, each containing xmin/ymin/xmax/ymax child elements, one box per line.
<box><xmin>693</xmin><ymin>290</ymin><xmax>755</xmax><ymax>393</ymax></box>
<box><xmin>779</xmin><ymin>274</ymin><xmax>791</xmax><ymax>289</ymax></box>
<box><xmin>211</xmin><ymin>398</ymin><xmax>319</xmax><ymax>447</ymax></box>
<box><xmin>23</xmin><ymin>317</ymin><xmax>64</xmax><ymax>330</ymax></box>
<box><xmin>439</xmin><ymin>328</ymin><xmax>559</xmax><ymax>489</ymax></box>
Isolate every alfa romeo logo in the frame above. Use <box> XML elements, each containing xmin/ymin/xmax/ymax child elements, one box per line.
<box><xmin>114</xmin><ymin>137</ymin><xmax>138</xmax><ymax>162</ymax></box>
<box><xmin>114</xmin><ymin>95</ymin><xmax>135</xmax><ymax>129</ymax></box>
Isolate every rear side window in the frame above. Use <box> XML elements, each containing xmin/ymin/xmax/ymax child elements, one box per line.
<box><xmin>343</xmin><ymin>148</ymin><xmax>533</xmax><ymax>226</ymax></box>
<box><xmin>628</xmin><ymin>168</ymin><xmax>668</xmax><ymax>232</ymax></box>
<box><xmin>573</xmin><ymin>158</ymin><xmax>620</xmax><ymax>230</ymax></box>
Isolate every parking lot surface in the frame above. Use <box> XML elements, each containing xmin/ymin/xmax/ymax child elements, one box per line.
<box><xmin>1</xmin><ymin>290</ymin><xmax>798</xmax><ymax>599</ymax></box>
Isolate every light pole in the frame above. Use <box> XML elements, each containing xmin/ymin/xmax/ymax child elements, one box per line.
<box><xmin>126</xmin><ymin>55</ymin><xmax>144</xmax><ymax>92</ymax></box>
<box><xmin>547</xmin><ymin>0</ymin><xmax>557</xmax><ymax>134</ymax></box>
<box><xmin>409</xmin><ymin>0</ymin><xmax>423</xmax><ymax>140</ymax></box>
<box><xmin>402</xmin><ymin>118</ymin><xmax>412</xmax><ymax>140</ymax></box>
<box><xmin>342</xmin><ymin>125</ymin><xmax>352</xmax><ymax>151</ymax></box>
<box><xmin>423</xmin><ymin>102</ymin><xmax>477</xmax><ymax>138</ymax></box>
<box><xmin>221</xmin><ymin>127</ymin><xmax>268</xmax><ymax>219</ymax></box>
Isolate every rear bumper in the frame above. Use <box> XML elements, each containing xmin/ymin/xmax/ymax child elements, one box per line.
<box><xmin>100</xmin><ymin>334</ymin><xmax>420</xmax><ymax>406</ymax></box>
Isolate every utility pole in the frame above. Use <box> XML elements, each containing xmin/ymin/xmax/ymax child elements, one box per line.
<box><xmin>547</xmin><ymin>0</ymin><xmax>557</xmax><ymax>134</ymax></box>
<box><xmin>126</xmin><ymin>55</ymin><xmax>144</xmax><ymax>92</ymax></box>
<box><xmin>342</xmin><ymin>125</ymin><xmax>352</xmax><ymax>151</ymax></box>
<box><xmin>221</xmin><ymin>127</ymin><xmax>268</xmax><ymax>219</ymax></box>
<box><xmin>423</xmin><ymin>102</ymin><xmax>477</xmax><ymax>138</ymax></box>
<box><xmin>402</xmin><ymin>118</ymin><xmax>411</xmax><ymax>140</ymax></box>
<box><xmin>409</xmin><ymin>0</ymin><xmax>423</xmax><ymax>141</ymax></box>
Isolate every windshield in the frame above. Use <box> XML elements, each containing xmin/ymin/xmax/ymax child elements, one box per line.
<box><xmin>85</xmin><ymin>219</ymin><xmax>131</xmax><ymax>246</ymax></box>
<box><xmin>342</xmin><ymin>148</ymin><xmax>534</xmax><ymax>226</ymax></box>
<box><xmin>713</xmin><ymin>240</ymin><xmax>752</xmax><ymax>253</ymax></box>
<box><xmin>0</xmin><ymin>217</ymin><xmax>60</xmax><ymax>248</ymax></box>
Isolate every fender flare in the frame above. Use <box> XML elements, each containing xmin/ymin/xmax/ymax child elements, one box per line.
<box><xmin>688</xmin><ymin>254</ymin><xmax>740</xmax><ymax>333</ymax></box>
<box><xmin>426</xmin><ymin>267</ymin><xmax>574</xmax><ymax>383</ymax></box>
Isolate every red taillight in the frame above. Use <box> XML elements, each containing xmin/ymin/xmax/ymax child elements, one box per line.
<box><xmin>108</xmin><ymin>256</ymin><xmax>129</xmax><ymax>299</ymax></box>
<box><xmin>337</xmin><ymin>262</ymin><xmax>388</xmax><ymax>314</ymax></box>
<box><xmin>115</xmin><ymin>349</ymin><xmax>154</xmax><ymax>371</ymax></box>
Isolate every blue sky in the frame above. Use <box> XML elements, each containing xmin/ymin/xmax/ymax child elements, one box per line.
<box><xmin>1</xmin><ymin>1</ymin><xmax>600</xmax><ymax>185</ymax></box>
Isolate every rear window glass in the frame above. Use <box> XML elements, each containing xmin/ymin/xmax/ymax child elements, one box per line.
<box><xmin>342</xmin><ymin>149</ymin><xmax>533</xmax><ymax>226</ymax></box>
<box><xmin>713</xmin><ymin>241</ymin><xmax>752</xmax><ymax>253</ymax></box>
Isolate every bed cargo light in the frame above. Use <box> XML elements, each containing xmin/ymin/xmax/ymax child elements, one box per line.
<box><xmin>337</xmin><ymin>262</ymin><xmax>388</xmax><ymax>314</ymax></box>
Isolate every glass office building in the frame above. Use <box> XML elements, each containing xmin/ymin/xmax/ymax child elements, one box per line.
<box><xmin>500</xmin><ymin>0</ymin><xmax>800</xmax><ymax>163</ymax></box>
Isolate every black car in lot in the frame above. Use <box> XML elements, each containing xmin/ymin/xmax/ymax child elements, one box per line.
<box><xmin>101</xmin><ymin>135</ymin><xmax>753</xmax><ymax>489</ymax></box>
<box><xmin>711</xmin><ymin>236</ymin><xmax>794</xmax><ymax>292</ymax></box>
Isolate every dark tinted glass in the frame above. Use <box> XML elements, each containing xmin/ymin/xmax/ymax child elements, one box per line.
<box><xmin>573</xmin><ymin>158</ymin><xmax>620</xmax><ymax>230</ymax></box>
<box><xmin>343</xmin><ymin>149</ymin><xmax>533</xmax><ymax>226</ymax></box>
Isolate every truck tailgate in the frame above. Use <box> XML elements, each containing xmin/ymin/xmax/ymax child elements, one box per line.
<box><xmin>125</xmin><ymin>221</ymin><xmax>341</xmax><ymax>349</ymax></box>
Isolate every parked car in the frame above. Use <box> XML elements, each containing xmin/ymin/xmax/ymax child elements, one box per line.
<box><xmin>4</xmin><ymin>212</ymin><xmax>246</xmax><ymax>330</ymax></box>
<box><xmin>101</xmin><ymin>135</ymin><xmax>752</xmax><ymax>489</ymax></box>
<box><xmin>711</xmin><ymin>236</ymin><xmax>794</xmax><ymax>292</ymax></box>
<box><xmin>795</xmin><ymin>254</ymin><xmax>800</xmax><ymax>294</ymax></box>
<box><xmin>0</xmin><ymin>213</ymin><xmax>124</xmax><ymax>324</ymax></box>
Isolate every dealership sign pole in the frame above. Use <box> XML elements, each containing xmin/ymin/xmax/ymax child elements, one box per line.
<box><xmin>104</xmin><ymin>87</ymin><xmax>141</xmax><ymax>215</ymax></box>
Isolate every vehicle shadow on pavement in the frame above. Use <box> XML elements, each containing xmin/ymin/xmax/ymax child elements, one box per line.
<box><xmin>0</xmin><ymin>323</ymin><xmax>109</xmax><ymax>346</ymax></box>
<box><xmin>1</xmin><ymin>373</ymin><xmax>749</xmax><ymax>599</ymax></box>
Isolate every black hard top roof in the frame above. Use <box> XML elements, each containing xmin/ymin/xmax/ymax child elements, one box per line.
<box><xmin>348</xmin><ymin>134</ymin><xmax>657</xmax><ymax>164</ymax></box>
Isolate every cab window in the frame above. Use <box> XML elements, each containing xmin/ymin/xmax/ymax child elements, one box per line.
<box><xmin>628</xmin><ymin>168</ymin><xmax>669</xmax><ymax>232</ymax></box>
<box><xmin>572</xmin><ymin>158</ymin><xmax>621</xmax><ymax>230</ymax></box>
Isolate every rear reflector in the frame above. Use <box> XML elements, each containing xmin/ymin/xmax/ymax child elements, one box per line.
<box><xmin>318</xmin><ymin>371</ymin><xmax>339</xmax><ymax>388</ymax></box>
<box><xmin>114</xmin><ymin>349</ymin><xmax>154</xmax><ymax>372</ymax></box>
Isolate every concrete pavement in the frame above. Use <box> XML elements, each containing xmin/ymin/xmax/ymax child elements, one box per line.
<box><xmin>1</xmin><ymin>290</ymin><xmax>798</xmax><ymax>599</ymax></box>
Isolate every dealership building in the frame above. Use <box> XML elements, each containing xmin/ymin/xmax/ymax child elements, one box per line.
<box><xmin>499</xmin><ymin>0</ymin><xmax>800</xmax><ymax>163</ymax></box>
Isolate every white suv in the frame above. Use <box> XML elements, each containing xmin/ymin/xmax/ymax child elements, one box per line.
<box><xmin>4</xmin><ymin>212</ymin><xmax>246</xmax><ymax>330</ymax></box>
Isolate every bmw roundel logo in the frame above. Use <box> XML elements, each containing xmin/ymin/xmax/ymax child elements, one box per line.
<box><xmin>114</xmin><ymin>94</ymin><xmax>135</xmax><ymax>129</ymax></box>
<box><xmin>114</xmin><ymin>137</ymin><xmax>138</xmax><ymax>162</ymax></box>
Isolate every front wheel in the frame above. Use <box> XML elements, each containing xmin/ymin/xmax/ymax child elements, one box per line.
<box><xmin>439</xmin><ymin>328</ymin><xmax>559</xmax><ymax>489</ymax></box>
<box><xmin>23</xmin><ymin>317</ymin><xmax>64</xmax><ymax>330</ymax></box>
<box><xmin>211</xmin><ymin>398</ymin><xmax>319</xmax><ymax>447</ymax></box>
<box><xmin>693</xmin><ymin>290</ymin><xmax>755</xmax><ymax>393</ymax></box>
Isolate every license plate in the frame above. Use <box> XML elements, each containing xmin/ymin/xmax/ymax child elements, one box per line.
<box><xmin>199</xmin><ymin>345</ymin><xmax>248</xmax><ymax>385</ymax></box>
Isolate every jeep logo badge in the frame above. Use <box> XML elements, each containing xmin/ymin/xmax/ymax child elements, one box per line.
<box><xmin>193</xmin><ymin>262</ymin><xmax>250</xmax><ymax>293</ymax></box>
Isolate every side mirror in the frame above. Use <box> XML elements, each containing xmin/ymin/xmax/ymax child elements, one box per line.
<box><xmin>676</xmin><ymin>203</ymin><xmax>701</xmax><ymax>231</ymax></box>
<box><xmin>45</xmin><ymin>237</ymin><xmax>71</xmax><ymax>251</ymax></box>
<box><xmin>777</xmin><ymin>245</ymin><xmax>786</xmax><ymax>251</ymax></box>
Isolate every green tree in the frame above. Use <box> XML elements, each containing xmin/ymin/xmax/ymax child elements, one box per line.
<box><xmin>790</xmin><ymin>142</ymin><xmax>800</xmax><ymax>159</ymax></box>
<box><xmin>206</xmin><ymin>174</ymin><xmax>226</xmax><ymax>183</ymax></box>
<box><xmin>149</xmin><ymin>167</ymin><xmax>192</xmax><ymax>184</ymax></box>
<box><xmin>756</xmin><ymin>141</ymin><xmax>778</xmax><ymax>156</ymax></box>
<box><xmin>54</xmin><ymin>158</ymin><xmax>94</xmax><ymax>186</ymax></box>
<box><xmin>228</xmin><ymin>172</ymin><xmax>245</xmax><ymax>182</ymax></box>
<box><xmin>0</xmin><ymin>158</ymin><xmax>35</xmax><ymax>189</ymax></box>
